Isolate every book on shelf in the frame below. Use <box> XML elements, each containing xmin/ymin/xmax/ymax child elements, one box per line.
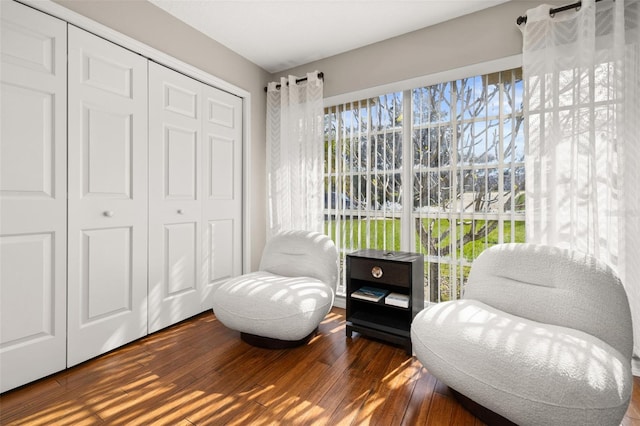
<box><xmin>384</xmin><ymin>292</ymin><xmax>410</xmax><ymax>308</ymax></box>
<box><xmin>351</xmin><ymin>286</ymin><xmax>388</xmax><ymax>302</ymax></box>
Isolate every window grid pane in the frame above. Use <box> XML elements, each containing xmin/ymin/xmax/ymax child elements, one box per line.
<box><xmin>325</xmin><ymin>68</ymin><xmax>524</xmax><ymax>301</ymax></box>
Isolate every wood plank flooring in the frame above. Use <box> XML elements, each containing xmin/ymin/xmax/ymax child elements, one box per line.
<box><xmin>1</xmin><ymin>307</ymin><xmax>639</xmax><ymax>425</ymax></box>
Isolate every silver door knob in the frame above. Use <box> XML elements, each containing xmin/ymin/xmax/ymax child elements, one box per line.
<box><xmin>103</xmin><ymin>211</ymin><xmax>114</xmax><ymax>217</ymax></box>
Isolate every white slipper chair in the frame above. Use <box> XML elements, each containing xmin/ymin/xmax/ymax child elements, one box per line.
<box><xmin>212</xmin><ymin>230</ymin><xmax>338</xmax><ymax>348</ymax></box>
<box><xmin>411</xmin><ymin>243</ymin><xmax>634</xmax><ymax>426</ymax></box>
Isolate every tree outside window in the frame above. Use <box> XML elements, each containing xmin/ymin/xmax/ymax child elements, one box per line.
<box><xmin>325</xmin><ymin>68</ymin><xmax>525</xmax><ymax>303</ymax></box>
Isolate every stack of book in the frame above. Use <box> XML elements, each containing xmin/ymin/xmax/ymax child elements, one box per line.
<box><xmin>384</xmin><ymin>292</ymin><xmax>410</xmax><ymax>308</ymax></box>
<box><xmin>351</xmin><ymin>286</ymin><xmax>388</xmax><ymax>302</ymax></box>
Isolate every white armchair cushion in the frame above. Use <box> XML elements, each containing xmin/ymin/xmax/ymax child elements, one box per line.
<box><xmin>411</xmin><ymin>299</ymin><xmax>632</xmax><ymax>426</ymax></box>
<box><xmin>213</xmin><ymin>231</ymin><xmax>338</xmax><ymax>344</ymax></box>
<box><xmin>410</xmin><ymin>243</ymin><xmax>634</xmax><ymax>426</ymax></box>
<box><xmin>213</xmin><ymin>271</ymin><xmax>334</xmax><ymax>341</ymax></box>
<box><xmin>464</xmin><ymin>243</ymin><xmax>633</xmax><ymax>358</ymax></box>
<box><xmin>259</xmin><ymin>230</ymin><xmax>338</xmax><ymax>291</ymax></box>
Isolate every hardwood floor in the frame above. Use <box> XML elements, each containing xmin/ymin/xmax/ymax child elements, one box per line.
<box><xmin>1</xmin><ymin>307</ymin><xmax>639</xmax><ymax>425</ymax></box>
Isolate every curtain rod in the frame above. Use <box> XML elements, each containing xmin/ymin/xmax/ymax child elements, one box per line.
<box><xmin>516</xmin><ymin>0</ymin><xmax>605</xmax><ymax>25</ymax></box>
<box><xmin>264</xmin><ymin>72</ymin><xmax>324</xmax><ymax>92</ymax></box>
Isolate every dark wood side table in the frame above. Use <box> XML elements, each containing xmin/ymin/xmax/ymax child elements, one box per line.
<box><xmin>345</xmin><ymin>249</ymin><xmax>424</xmax><ymax>355</ymax></box>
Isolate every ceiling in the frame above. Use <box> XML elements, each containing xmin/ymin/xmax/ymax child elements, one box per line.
<box><xmin>148</xmin><ymin>0</ymin><xmax>510</xmax><ymax>73</ymax></box>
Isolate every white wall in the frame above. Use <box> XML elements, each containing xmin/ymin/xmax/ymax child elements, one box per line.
<box><xmin>275</xmin><ymin>0</ymin><xmax>564</xmax><ymax>98</ymax></box>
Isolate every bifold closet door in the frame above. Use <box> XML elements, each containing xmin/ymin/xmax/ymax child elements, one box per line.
<box><xmin>148</xmin><ymin>62</ymin><xmax>203</xmax><ymax>333</ymax></box>
<box><xmin>201</xmin><ymin>85</ymin><xmax>243</xmax><ymax>309</ymax></box>
<box><xmin>67</xmin><ymin>26</ymin><xmax>149</xmax><ymax>366</ymax></box>
<box><xmin>0</xmin><ymin>1</ymin><xmax>68</xmax><ymax>392</ymax></box>
<box><xmin>148</xmin><ymin>62</ymin><xmax>244</xmax><ymax>331</ymax></box>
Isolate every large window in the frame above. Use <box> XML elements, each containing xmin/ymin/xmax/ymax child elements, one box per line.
<box><xmin>324</xmin><ymin>67</ymin><xmax>525</xmax><ymax>302</ymax></box>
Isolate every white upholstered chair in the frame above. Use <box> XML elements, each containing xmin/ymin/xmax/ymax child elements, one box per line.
<box><xmin>212</xmin><ymin>230</ymin><xmax>339</xmax><ymax>348</ymax></box>
<box><xmin>411</xmin><ymin>243</ymin><xmax>634</xmax><ymax>426</ymax></box>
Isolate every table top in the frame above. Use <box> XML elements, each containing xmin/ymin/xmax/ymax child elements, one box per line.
<box><xmin>347</xmin><ymin>249</ymin><xmax>423</xmax><ymax>263</ymax></box>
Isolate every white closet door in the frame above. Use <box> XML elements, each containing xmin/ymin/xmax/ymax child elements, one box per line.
<box><xmin>0</xmin><ymin>1</ymin><xmax>67</xmax><ymax>392</ymax></box>
<box><xmin>201</xmin><ymin>86</ymin><xmax>243</xmax><ymax>309</ymax></box>
<box><xmin>67</xmin><ymin>26</ymin><xmax>148</xmax><ymax>366</ymax></box>
<box><xmin>148</xmin><ymin>62</ymin><xmax>203</xmax><ymax>333</ymax></box>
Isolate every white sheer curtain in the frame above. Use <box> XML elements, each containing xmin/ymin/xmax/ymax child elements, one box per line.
<box><xmin>521</xmin><ymin>0</ymin><xmax>640</xmax><ymax>372</ymax></box>
<box><xmin>266</xmin><ymin>71</ymin><xmax>324</xmax><ymax>237</ymax></box>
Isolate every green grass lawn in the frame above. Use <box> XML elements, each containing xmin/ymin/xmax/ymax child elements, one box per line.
<box><xmin>325</xmin><ymin>217</ymin><xmax>525</xmax><ymax>258</ymax></box>
<box><xmin>325</xmin><ymin>218</ymin><xmax>402</xmax><ymax>252</ymax></box>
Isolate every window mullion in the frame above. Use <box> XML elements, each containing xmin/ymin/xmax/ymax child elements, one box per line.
<box><xmin>365</xmin><ymin>99</ymin><xmax>372</xmax><ymax>250</ymax></box>
<box><xmin>450</xmin><ymin>81</ymin><xmax>459</xmax><ymax>302</ymax></box>
<box><xmin>401</xmin><ymin>90</ymin><xmax>413</xmax><ymax>252</ymax></box>
<box><xmin>498</xmin><ymin>73</ymin><xmax>506</xmax><ymax>244</ymax></box>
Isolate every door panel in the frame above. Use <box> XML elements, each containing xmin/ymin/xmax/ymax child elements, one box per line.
<box><xmin>83</xmin><ymin>54</ymin><xmax>134</xmax><ymax>98</ymax></box>
<box><xmin>201</xmin><ymin>86</ymin><xmax>243</xmax><ymax>309</ymax></box>
<box><xmin>207</xmin><ymin>97</ymin><xmax>236</xmax><ymax>128</ymax></box>
<box><xmin>208</xmin><ymin>219</ymin><xmax>234</xmax><ymax>283</ymax></box>
<box><xmin>82</xmin><ymin>227</ymin><xmax>133</xmax><ymax>319</ymax></box>
<box><xmin>148</xmin><ymin>62</ymin><xmax>202</xmax><ymax>333</ymax></box>
<box><xmin>163</xmin><ymin>83</ymin><xmax>198</xmax><ymax>118</ymax></box>
<box><xmin>165</xmin><ymin>126</ymin><xmax>198</xmax><ymax>199</ymax></box>
<box><xmin>83</xmin><ymin>107</ymin><xmax>133</xmax><ymax>198</ymax></box>
<box><xmin>164</xmin><ymin>222</ymin><xmax>198</xmax><ymax>295</ymax></box>
<box><xmin>1</xmin><ymin>85</ymin><xmax>55</xmax><ymax>196</ymax></box>
<box><xmin>0</xmin><ymin>233</ymin><xmax>55</xmax><ymax>343</ymax></box>
<box><xmin>67</xmin><ymin>25</ymin><xmax>148</xmax><ymax>366</ymax></box>
<box><xmin>209</xmin><ymin>136</ymin><xmax>235</xmax><ymax>200</ymax></box>
<box><xmin>0</xmin><ymin>0</ymin><xmax>67</xmax><ymax>393</ymax></box>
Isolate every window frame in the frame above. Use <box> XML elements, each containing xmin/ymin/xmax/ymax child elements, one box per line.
<box><xmin>324</xmin><ymin>55</ymin><xmax>524</xmax><ymax>304</ymax></box>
